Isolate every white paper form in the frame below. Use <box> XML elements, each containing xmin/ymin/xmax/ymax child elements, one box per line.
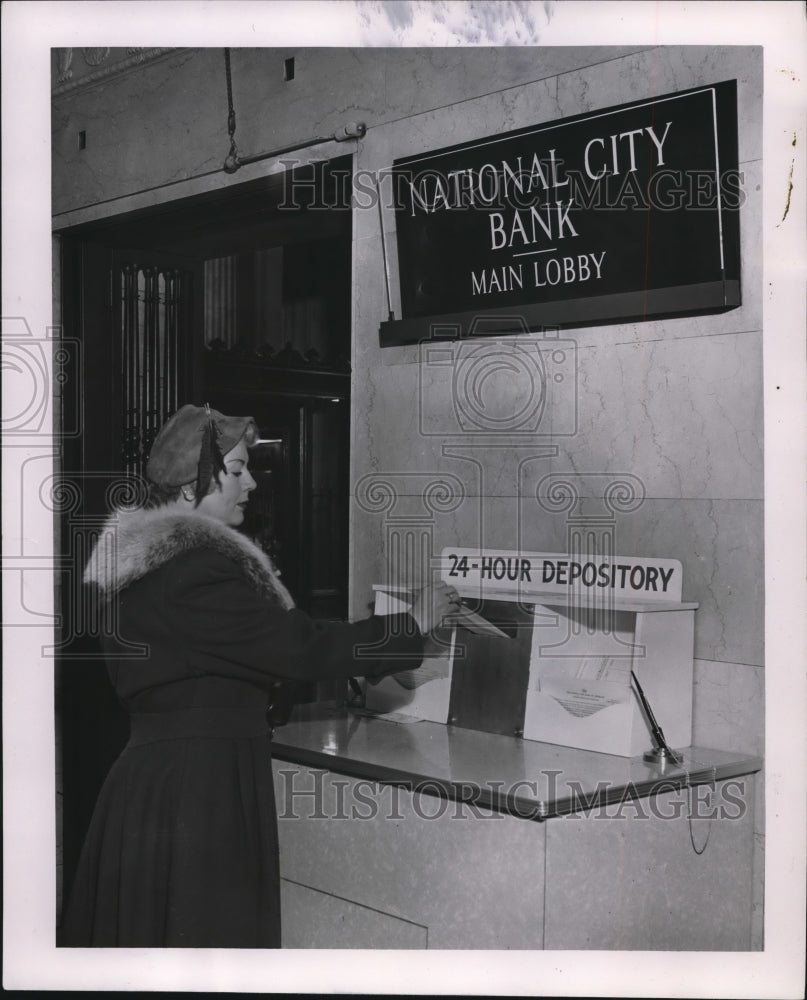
<box><xmin>366</xmin><ymin>586</ymin><xmax>457</xmax><ymax>721</ymax></box>
<box><xmin>527</xmin><ymin>606</ymin><xmax>636</xmax><ymax>719</ymax></box>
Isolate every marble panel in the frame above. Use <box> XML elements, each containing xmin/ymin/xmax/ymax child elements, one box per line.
<box><xmin>233</xmin><ymin>47</ymin><xmax>651</xmax><ymax>168</ymax></box>
<box><xmin>280</xmin><ymin>879</ymin><xmax>427</xmax><ymax>949</ymax></box>
<box><xmin>350</xmin><ymin>446</ymin><xmax>763</xmax><ymax>667</ymax></box>
<box><xmin>348</xmin><ymin>507</ymin><xmax>388</xmax><ymax>618</ymax></box>
<box><xmin>354</xmin><ymin>331</ymin><xmax>763</xmax><ymax>504</ymax></box>
<box><xmin>547</xmin><ymin>330</ymin><xmax>763</xmax><ymax>501</ymax></box>
<box><xmin>543</xmin><ymin>777</ymin><xmax>756</xmax><ymax>950</ymax></box>
<box><xmin>692</xmin><ymin>658</ymin><xmax>764</xmax><ymax>756</ymax></box>
<box><xmin>274</xmin><ymin>762</ymin><xmax>547</xmax><ymax>949</ymax></box>
<box><xmin>226</xmin><ymin>48</ymin><xmax>384</xmax><ymax>144</ymax></box>
<box><xmin>751</xmin><ymin>773</ymin><xmax>765</xmax><ymax>951</ymax></box>
<box><xmin>353</xmin><ymin>337</ymin><xmax>561</xmax><ymax>487</ymax></box>
<box><xmin>555</xmin><ymin>46</ymin><xmax>763</xmax><ymax>165</ymax></box>
<box><xmin>513</xmin><ymin>497</ymin><xmax>764</xmax><ymax>666</ymax></box>
<box><xmin>379</xmin><ymin>46</ymin><xmax>647</xmax><ymax>125</ymax></box>
<box><xmin>350</xmin><ymin>343</ymin><xmax>453</xmax><ymax>481</ymax></box>
<box><xmin>691</xmin><ymin>657</ymin><xmax>764</xmax><ymax>951</ymax></box>
<box><xmin>52</xmin><ymin>49</ymin><xmax>221</xmax><ymax>212</ymax></box>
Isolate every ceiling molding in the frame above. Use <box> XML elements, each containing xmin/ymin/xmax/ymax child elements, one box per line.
<box><xmin>52</xmin><ymin>48</ymin><xmax>179</xmax><ymax>97</ymax></box>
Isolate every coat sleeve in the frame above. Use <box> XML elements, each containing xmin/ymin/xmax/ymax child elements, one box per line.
<box><xmin>159</xmin><ymin>549</ymin><xmax>426</xmax><ymax>685</ymax></box>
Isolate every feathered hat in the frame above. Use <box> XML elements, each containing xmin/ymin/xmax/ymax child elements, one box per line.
<box><xmin>146</xmin><ymin>403</ymin><xmax>257</xmax><ymax>500</ymax></box>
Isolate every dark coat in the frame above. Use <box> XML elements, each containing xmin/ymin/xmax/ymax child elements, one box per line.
<box><xmin>60</xmin><ymin>507</ymin><xmax>424</xmax><ymax>948</ymax></box>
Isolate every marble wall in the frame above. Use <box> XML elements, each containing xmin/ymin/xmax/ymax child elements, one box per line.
<box><xmin>347</xmin><ymin>45</ymin><xmax>764</xmax><ymax>947</ymax></box>
<box><xmin>51</xmin><ymin>44</ymin><xmax>764</xmax><ymax>947</ymax></box>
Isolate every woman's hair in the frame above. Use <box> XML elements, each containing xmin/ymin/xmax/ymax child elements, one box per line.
<box><xmin>144</xmin><ymin>482</ymin><xmax>183</xmax><ymax>509</ymax></box>
<box><xmin>144</xmin><ymin>421</ymin><xmax>258</xmax><ymax>509</ymax></box>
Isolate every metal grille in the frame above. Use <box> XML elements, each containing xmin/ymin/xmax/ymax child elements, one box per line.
<box><xmin>119</xmin><ymin>264</ymin><xmax>183</xmax><ymax>476</ymax></box>
<box><xmin>203</xmin><ymin>256</ymin><xmax>237</xmax><ymax>348</ymax></box>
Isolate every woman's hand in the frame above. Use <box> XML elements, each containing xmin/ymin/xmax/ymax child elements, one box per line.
<box><xmin>409</xmin><ymin>581</ymin><xmax>462</xmax><ymax>635</ymax></box>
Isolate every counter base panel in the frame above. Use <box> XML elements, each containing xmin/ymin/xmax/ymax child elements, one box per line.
<box><xmin>275</xmin><ymin>762</ymin><xmax>756</xmax><ymax>950</ymax></box>
<box><xmin>280</xmin><ymin>879</ymin><xmax>428</xmax><ymax>949</ymax></box>
<box><xmin>275</xmin><ymin>762</ymin><xmax>547</xmax><ymax>950</ymax></box>
<box><xmin>544</xmin><ymin>776</ymin><xmax>755</xmax><ymax>950</ymax></box>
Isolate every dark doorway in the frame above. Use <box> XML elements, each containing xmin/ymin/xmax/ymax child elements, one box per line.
<box><xmin>55</xmin><ymin>156</ymin><xmax>353</xmax><ymax>923</ymax></box>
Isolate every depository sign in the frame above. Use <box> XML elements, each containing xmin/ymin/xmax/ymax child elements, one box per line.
<box><xmin>380</xmin><ymin>80</ymin><xmax>741</xmax><ymax>347</ymax></box>
<box><xmin>440</xmin><ymin>548</ymin><xmax>684</xmax><ymax>604</ymax></box>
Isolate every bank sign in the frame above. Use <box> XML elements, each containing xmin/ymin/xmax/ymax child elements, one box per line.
<box><xmin>381</xmin><ymin>81</ymin><xmax>740</xmax><ymax>347</ymax></box>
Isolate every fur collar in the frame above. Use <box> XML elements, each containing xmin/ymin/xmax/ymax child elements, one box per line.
<box><xmin>83</xmin><ymin>506</ymin><xmax>295</xmax><ymax>608</ymax></box>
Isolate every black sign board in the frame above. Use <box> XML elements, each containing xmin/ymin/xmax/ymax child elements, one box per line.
<box><xmin>380</xmin><ymin>81</ymin><xmax>741</xmax><ymax>347</ymax></box>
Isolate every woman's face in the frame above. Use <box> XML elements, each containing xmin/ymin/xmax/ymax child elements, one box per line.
<box><xmin>195</xmin><ymin>438</ymin><xmax>256</xmax><ymax>526</ymax></box>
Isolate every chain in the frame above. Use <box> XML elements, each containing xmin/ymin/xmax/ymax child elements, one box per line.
<box><xmin>673</xmin><ymin>750</ymin><xmax>718</xmax><ymax>855</ymax></box>
<box><xmin>223</xmin><ymin>48</ymin><xmax>239</xmax><ymax>171</ymax></box>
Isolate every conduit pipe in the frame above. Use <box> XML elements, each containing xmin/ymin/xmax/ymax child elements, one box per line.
<box><xmin>223</xmin><ymin>122</ymin><xmax>366</xmax><ymax>174</ymax></box>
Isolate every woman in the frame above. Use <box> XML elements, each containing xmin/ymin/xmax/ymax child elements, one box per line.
<box><xmin>61</xmin><ymin>403</ymin><xmax>458</xmax><ymax>948</ymax></box>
